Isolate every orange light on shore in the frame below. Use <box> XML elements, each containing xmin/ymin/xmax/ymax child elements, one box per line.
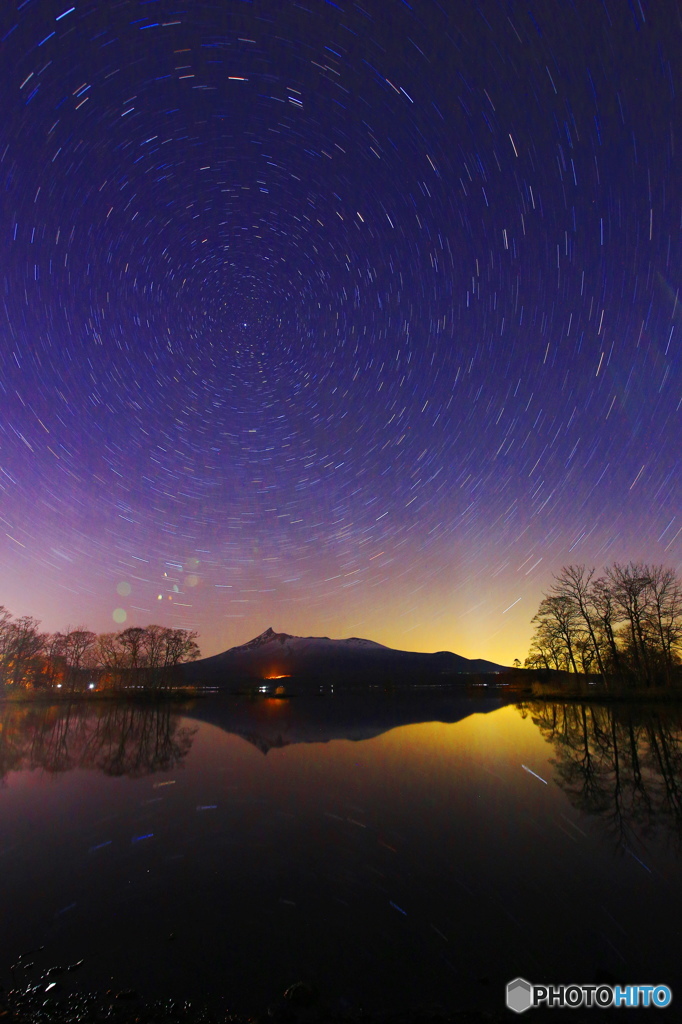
<box><xmin>263</xmin><ymin>673</ymin><xmax>290</xmax><ymax>680</ymax></box>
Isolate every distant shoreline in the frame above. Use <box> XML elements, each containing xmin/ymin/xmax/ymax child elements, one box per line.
<box><xmin>2</xmin><ymin>673</ymin><xmax>681</xmax><ymax>706</ymax></box>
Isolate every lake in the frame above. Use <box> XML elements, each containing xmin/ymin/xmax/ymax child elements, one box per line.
<box><xmin>1</xmin><ymin>692</ymin><xmax>681</xmax><ymax>1018</ymax></box>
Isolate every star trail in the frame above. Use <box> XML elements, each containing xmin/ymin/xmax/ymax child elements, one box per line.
<box><xmin>0</xmin><ymin>0</ymin><xmax>679</xmax><ymax>663</ymax></box>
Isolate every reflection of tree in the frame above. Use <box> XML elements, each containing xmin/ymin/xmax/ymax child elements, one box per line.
<box><xmin>519</xmin><ymin>701</ymin><xmax>682</xmax><ymax>853</ymax></box>
<box><xmin>0</xmin><ymin>701</ymin><xmax>196</xmax><ymax>783</ymax></box>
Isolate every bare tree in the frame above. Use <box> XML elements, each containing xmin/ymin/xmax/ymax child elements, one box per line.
<box><xmin>530</xmin><ymin>596</ymin><xmax>582</xmax><ymax>673</ymax></box>
<box><xmin>117</xmin><ymin>627</ymin><xmax>147</xmax><ymax>670</ymax></box>
<box><xmin>551</xmin><ymin>566</ymin><xmax>606</xmax><ymax>678</ymax></box>
<box><xmin>141</xmin><ymin>624</ymin><xmax>167</xmax><ymax>669</ymax></box>
<box><xmin>0</xmin><ymin>604</ymin><xmax>203</xmax><ymax>695</ymax></box>
<box><xmin>527</xmin><ymin>562</ymin><xmax>682</xmax><ymax>689</ymax></box>
<box><xmin>0</xmin><ymin>607</ymin><xmax>15</xmax><ymax>689</ymax></box>
<box><xmin>161</xmin><ymin>628</ymin><xmax>200</xmax><ymax>667</ymax></box>
<box><xmin>646</xmin><ymin>566</ymin><xmax>682</xmax><ymax>684</ymax></box>
<box><xmin>526</xmin><ymin>623</ymin><xmax>566</xmax><ymax>671</ymax></box>
<box><xmin>63</xmin><ymin>628</ymin><xmax>97</xmax><ymax>690</ymax></box>
<box><xmin>95</xmin><ymin>625</ymin><xmax>200</xmax><ymax>690</ymax></box>
<box><xmin>607</xmin><ymin>563</ymin><xmax>655</xmax><ymax>684</ymax></box>
<box><xmin>43</xmin><ymin>632</ymin><xmax>67</xmax><ymax>688</ymax></box>
<box><xmin>0</xmin><ymin>616</ymin><xmax>46</xmax><ymax>687</ymax></box>
<box><xmin>590</xmin><ymin>577</ymin><xmax>622</xmax><ymax>677</ymax></box>
<box><xmin>96</xmin><ymin>632</ymin><xmax>125</xmax><ymax>669</ymax></box>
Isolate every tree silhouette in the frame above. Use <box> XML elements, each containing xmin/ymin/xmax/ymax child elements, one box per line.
<box><xmin>526</xmin><ymin>563</ymin><xmax>682</xmax><ymax>688</ymax></box>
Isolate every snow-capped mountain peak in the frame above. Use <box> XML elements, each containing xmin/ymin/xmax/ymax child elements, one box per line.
<box><xmin>184</xmin><ymin>627</ymin><xmax>509</xmax><ymax>685</ymax></box>
<box><xmin>232</xmin><ymin>627</ymin><xmax>293</xmax><ymax>651</ymax></box>
<box><xmin>230</xmin><ymin>628</ymin><xmax>390</xmax><ymax>654</ymax></box>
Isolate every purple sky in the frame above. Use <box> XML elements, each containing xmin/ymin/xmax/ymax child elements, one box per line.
<box><xmin>0</xmin><ymin>0</ymin><xmax>679</xmax><ymax>662</ymax></box>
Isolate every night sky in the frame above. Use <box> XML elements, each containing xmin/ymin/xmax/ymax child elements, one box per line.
<box><xmin>0</xmin><ymin>0</ymin><xmax>680</xmax><ymax>664</ymax></box>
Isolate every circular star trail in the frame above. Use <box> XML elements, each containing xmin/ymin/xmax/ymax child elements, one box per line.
<box><xmin>0</xmin><ymin>0</ymin><xmax>680</xmax><ymax>661</ymax></box>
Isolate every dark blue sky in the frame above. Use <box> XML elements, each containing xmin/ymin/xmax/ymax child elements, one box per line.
<box><xmin>0</xmin><ymin>0</ymin><xmax>679</xmax><ymax>661</ymax></box>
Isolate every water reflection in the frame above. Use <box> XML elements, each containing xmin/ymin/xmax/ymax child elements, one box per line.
<box><xmin>0</xmin><ymin>691</ymin><xmax>510</xmax><ymax>778</ymax></box>
<box><xmin>520</xmin><ymin>700</ymin><xmax>682</xmax><ymax>852</ymax></box>
<box><xmin>185</xmin><ymin>689</ymin><xmax>513</xmax><ymax>753</ymax></box>
<box><xmin>1</xmin><ymin>695</ymin><xmax>682</xmax><ymax>1013</ymax></box>
<box><xmin>0</xmin><ymin>701</ymin><xmax>196</xmax><ymax>780</ymax></box>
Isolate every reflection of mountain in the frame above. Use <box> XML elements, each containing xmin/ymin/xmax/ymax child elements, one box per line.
<box><xmin>0</xmin><ymin>692</ymin><xmax>513</xmax><ymax>777</ymax></box>
<box><xmin>182</xmin><ymin>627</ymin><xmax>507</xmax><ymax>687</ymax></box>
<box><xmin>181</xmin><ymin>691</ymin><xmax>514</xmax><ymax>754</ymax></box>
<box><xmin>521</xmin><ymin>701</ymin><xmax>682</xmax><ymax>852</ymax></box>
<box><xmin>0</xmin><ymin>701</ymin><xmax>196</xmax><ymax>781</ymax></box>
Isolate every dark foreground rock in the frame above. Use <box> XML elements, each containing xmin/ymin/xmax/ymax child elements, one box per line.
<box><xmin>0</xmin><ymin>981</ymin><xmax>504</xmax><ymax>1024</ymax></box>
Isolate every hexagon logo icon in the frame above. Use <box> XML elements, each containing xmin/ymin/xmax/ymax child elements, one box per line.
<box><xmin>506</xmin><ymin>977</ymin><xmax>533</xmax><ymax>1014</ymax></box>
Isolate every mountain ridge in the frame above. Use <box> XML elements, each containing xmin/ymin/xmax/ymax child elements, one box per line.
<box><xmin>232</xmin><ymin>626</ymin><xmax>389</xmax><ymax>652</ymax></box>
<box><xmin>182</xmin><ymin>627</ymin><xmax>508</xmax><ymax>688</ymax></box>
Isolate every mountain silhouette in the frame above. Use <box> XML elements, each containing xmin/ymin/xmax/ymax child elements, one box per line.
<box><xmin>182</xmin><ymin>627</ymin><xmax>507</xmax><ymax>688</ymax></box>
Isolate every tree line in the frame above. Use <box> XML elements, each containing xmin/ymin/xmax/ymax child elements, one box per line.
<box><xmin>525</xmin><ymin>563</ymin><xmax>682</xmax><ymax>687</ymax></box>
<box><xmin>0</xmin><ymin>605</ymin><xmax>200</xmax><ymax>693</ymax></box>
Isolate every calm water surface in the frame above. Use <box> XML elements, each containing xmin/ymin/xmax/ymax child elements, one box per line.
<box><xmin>1</xmin><ymin>693</ymin><xmax>681</xmax><ymax>1016</ymax></box>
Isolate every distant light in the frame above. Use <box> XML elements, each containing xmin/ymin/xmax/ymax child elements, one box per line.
<box><xmin>56</xmin><ymin>683</ymin><xmax>62</xmax><ymax>689</ymax></box>
<box><xmin>88</xmin><ymin>683</ymin><xmax>96</xmax><ymax>690</ymax></box>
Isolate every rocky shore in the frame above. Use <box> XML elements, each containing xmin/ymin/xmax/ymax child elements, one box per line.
<box><xmin>1</xmin><ymin>976</ymin><xmax>503</xmax><ymax>1024</ymax></box>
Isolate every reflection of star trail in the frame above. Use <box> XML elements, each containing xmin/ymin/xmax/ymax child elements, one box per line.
<box><xmin>0</xmin><ymin>3</ymin><xmax>679</xmax><ymax>663</ymax></box>
<box><xmin>522</xmin><ymin>765</ymin><xmax>548</xmax><ymax>786</ymax></box>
